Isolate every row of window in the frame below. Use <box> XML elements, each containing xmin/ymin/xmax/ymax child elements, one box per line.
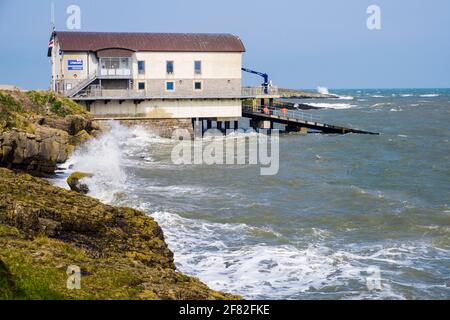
<box><xmin>137</xmin><ymin>80</ymin><xmax>202</xmax><ymax>91</ymax></box>
<box><xmin>137</xmin><ymin>60</ymin><xmax>202</xmax><ymax>75</ymax></box>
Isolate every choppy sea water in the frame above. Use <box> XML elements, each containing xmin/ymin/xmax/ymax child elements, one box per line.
<box><xmin>52</xmin><ymin>89</ymin><xmax>450</xmax><ymax>300</ymax></box>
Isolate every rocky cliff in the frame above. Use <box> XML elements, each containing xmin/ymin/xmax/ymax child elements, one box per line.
<box><xmin>0</xmin><ymin>90</ymin><xmax>99</xmax><ymax>175</ymax></box>
<box><xmin>0</xmin><ymin>90</ymin><xmax>238</xmax><ymax>300</ymax></box>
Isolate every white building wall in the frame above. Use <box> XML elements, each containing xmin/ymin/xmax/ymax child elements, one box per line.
<box><xmin>89</xmin><ymin>99</ymin><xmax>242</xmax><ymax>119</ymax></box>
<box><xmin>133</xmin><ymin>52</ymin><xmax>242</xmax><ymax>79</ymax></box>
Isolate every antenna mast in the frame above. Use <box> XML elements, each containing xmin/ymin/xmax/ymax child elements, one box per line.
<box><xmin>50</xmin><ymin>2</ymin><xmax>55</xmax><ymax>31</ymax></box>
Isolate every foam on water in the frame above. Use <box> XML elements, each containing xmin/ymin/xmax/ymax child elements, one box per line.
<box><xmin>420</xmin><ymin>94</ymin><xmax>440</xmax><ymax>97</ymax></box>
<box><xmin>147</xmin><ymin>210</ymin><xmax>445</xmax><ymax>299</ymax></box>
<box><xmin>337</xmin><ymin>95</ymin><xmax>354</xmax><ymax>100</ymax></box>
<box><xmin>308</xmin><ymin>103</ymin><xmax>355</xmax><ymax>110</ymax></box>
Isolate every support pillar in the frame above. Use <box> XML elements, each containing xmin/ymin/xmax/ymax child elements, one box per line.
<box><xmin>193</xmin><ymin>118</ymin><xmax>203</xmax><ymax>139</ymax></box>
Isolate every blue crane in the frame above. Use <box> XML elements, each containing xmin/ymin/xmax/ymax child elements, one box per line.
<box><xmin>241</xmin><ymin>67</ymin><xmax>270</xmax><ymax>94</ymax></box>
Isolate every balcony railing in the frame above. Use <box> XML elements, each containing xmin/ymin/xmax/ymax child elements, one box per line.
<box><xmin>241</xmin><ymin>86</ymin><xmax>279</xmax><ymax>97</ymax></box>
<box><xmin>72</xmin><ymin>85</ymin><xmax>279</xmax><ymax>99</ymax></box>
<box><xmin>243</xmin><ymin>105</ymin><xmax>321</xmax><ymax>122</ymax></box>
<box><xmin>76</xmin><ymin>87</ymin><xmax>243</xmax><ymax>99</ymax></box>
<box><xmin>98</xmin><ymin>68</ymin><xmax>132</xmax><ymax>79</ymax></box>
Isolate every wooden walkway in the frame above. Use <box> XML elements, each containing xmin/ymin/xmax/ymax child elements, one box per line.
<box><xmin>242</xmin><ymin>106</ymin><xmax>379</xmax><ymax>135</ymax></box>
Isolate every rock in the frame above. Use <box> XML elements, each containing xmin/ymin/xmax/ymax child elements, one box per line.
<box><xmin>67</xmin><ymin>171</ymin><xmax>92</xmax><ymax>194</ymax></box>
<box><xmin>66</xmin><ymin>115</ymin><xmax>90</xmax><ymax>135</ymax></box>
<box><xmin>69</xmin><ymin>130</ymin><xmax>92</xmax><ymax>146</ymax></box>
<box><xmin>89</xmin><ymin>121</ymin><xmax>101</xmax><ymax>131</ymax></box>
<box><xmin>0</xmin><ymin>168</ymin><xmax>240</xmax><ymax>300</ymax></box>
<box><xmin>0</xmin><ymin>90</ymin><xmax>99</xmax><ymax>175</ymax></box>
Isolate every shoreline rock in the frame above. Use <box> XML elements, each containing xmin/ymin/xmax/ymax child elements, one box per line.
<box><xmin>0</xmin><ymin>90</ymin><xmax>98</xmax><ymax>176</ymax></box>
<box><xmin>278</xmin><ymin>88</ymin><xmax>339</xmax><ymax>99</ymax></box>
<box><xmin>67</xmin><ymin>171</ymin><xmax>92</xmax><ymax>194</ymax></box>
<box><xmin>0</xmin><ymin>168</ymin><xmax>239</xmax><ymax>300</ymax></box>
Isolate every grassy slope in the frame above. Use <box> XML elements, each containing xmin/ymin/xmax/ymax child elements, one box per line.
<box><xmin>0</xmin><ymin>90</ymin><xmax>88</xmax><ymax>133</ymax></box>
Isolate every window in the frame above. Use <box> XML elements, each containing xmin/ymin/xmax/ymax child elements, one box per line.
<box><xmin>121</xmin><ymin>58</ymin><xmax>129</xmax><ymax>69</ymax></box>
<box><xmin>100</xmin><ymin>57</ymin><xmax>131</xmax><ymax>73</ymax></box>
<box><xmin>110</xmin><ymin>58</ymin><xmax>120</xmax><ymax>69</ymax></box>
<box><xmin>194</xmin><ymin>61</ymin><xmax>202</xmax><ymax>75</ymax></box>
<box><xmin>194</xmin><ymin>81</ymin><xmax>202</xmax><ymax>90</ymax></box>
<box><xmin>166</xmin><ymin>61</ymin><xmax>174</xmax><ymax>74</ymax></box>
<box><xmin>138</xmin><ymin>82</ymin><xmax>146</xmax><ymax>90</ymax></box>
<box><xmin>166</xmin><ymin>81</ymin><xmax>174</xmax><ymax>91</ymax></box>
<box><xmin>138</xmin><ymin>61</ymin><xmax>145</xmax><ymax>75</ymax></box>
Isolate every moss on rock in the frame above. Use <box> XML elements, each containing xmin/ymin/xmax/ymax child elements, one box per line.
<box><xmin>67</xmin><ymin>171</ymin><xmax>92</xmax><ymax>194</ymax></box>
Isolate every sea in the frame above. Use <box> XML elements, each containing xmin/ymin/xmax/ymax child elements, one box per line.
<box><xmin>51</xmin><ymin>88</ymin><xmax>450</xmax><ymax>300</ymax></box>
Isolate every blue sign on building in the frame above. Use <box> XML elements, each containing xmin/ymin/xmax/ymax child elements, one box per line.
<box><xmin>68</xmin><ymin>59</ymin><xmax>83</xmax><ymax>71</ymax></box>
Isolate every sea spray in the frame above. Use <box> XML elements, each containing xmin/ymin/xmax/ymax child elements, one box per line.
<box><xmin>63</xmin><ymin>121</ymin><xmax>128</xmax><ymax>203</ymax></box>
<box><xmin>317</xmin><ymin>86</ymin><xmax>330</xmax><ymax>95</ymax></box>
<box><xmin>61</xmin><ymin>121</ymin><xmax>176</xmax><ymax>203</ymax></box>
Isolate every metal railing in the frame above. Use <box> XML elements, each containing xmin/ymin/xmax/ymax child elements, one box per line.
<box><xmin>97</xmin><ymin>68</ymin><xmax>133</xmax><ymax>79</ymax></box>
<box><xmin>243</xmin><ymin>105</ymin><xmax>321</xmax><ymax>122</ymax></box>
<box><xmin>242</xmin><ymin>86</ymin><xmax>279</xmax><ymax>96</ymax></box>
<box><xmin>76</xmin><ymin>87</ymin><xmax>243</xmax><ymax>99</ymax></box>
<box><xmin>64</xmin><ymin>73</ymin><xmax>98</xmax><ymax>97</ymax></box>
<box><xmin>81</xmin><ymin>87</ymin><xmax>146</xmax><ymax>98</ymax></box>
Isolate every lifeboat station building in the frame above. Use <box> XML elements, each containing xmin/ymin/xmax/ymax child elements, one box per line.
<box><xmin>48</xmin><ymin>31</ymin><xmax>278</xmax><ymax>135</ymax></box>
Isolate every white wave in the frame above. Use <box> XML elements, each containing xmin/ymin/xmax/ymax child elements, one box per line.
<box><xmin>150</xmin><ymin>211</ymin><xmax>359</xmax><ymax>298</ymax></box>
<box><xmin>371</xmin><ymin>103</ymin><xmax>391</xmax><ymax>108</ymax></box>
<box><xmin>371</xmin><ymin>95</ymin><xmax>385</xmax><ymax>98</ymax></box>
<box><xmin>149</xmin><ymin>210</ymin><xmax>421</xmax><ymax>299</ymax></box>
<box><xmin>400</xmin><ymin>94</ymin><xmax>413</xmax><ymax>97</ymax></box>
<box><xmin>337</xmin><ymin>95</ymin><xmax>355</xmax><ymax>100</ymax></box>
<box><xmin>58</xmin><ymin>121</ymin><xmax>161</xmax><ymax>203</ymax></box>
<box><xmin>308</xmin><ymin>103</ymin><xmax>355</xmax><ymax>110</ymax></box>
<box><xmin>419</xmin><ymin>94</ymin><xmax>440</xmax><ymax>97</ymax></box>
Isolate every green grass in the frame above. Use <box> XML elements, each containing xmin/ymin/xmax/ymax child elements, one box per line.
<box><xmin>0</xmin><ymin>90</ymin><xmax>89</xmax><ymax>132</ymax></box>
<box><xmin>25</xmin><ymin>90</ymin><xmax>87</xmax><ymax>117</ymax></box>
<box><xmin>0</xmin><ymin>244</ymin><xmax>65</xmax><ymax>300</ymax></box>
<box><xmin>0</xmin><ymin>91</ymin><xmax>23</xmax><ymax>113</ymax></box>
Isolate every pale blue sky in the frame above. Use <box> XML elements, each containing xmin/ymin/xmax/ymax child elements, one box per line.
<box><xmin>0</xmin><ymin>0</ymin><xmax>449</xmax><ymax>89</ymax></box>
